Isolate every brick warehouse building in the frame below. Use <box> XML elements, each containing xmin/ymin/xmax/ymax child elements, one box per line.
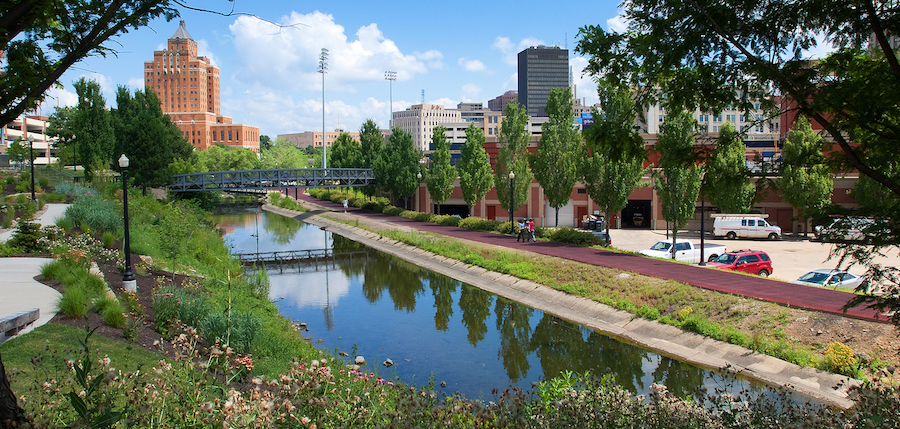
<box><xmin>144</xmin><ymin>21</ymin><xmax>259</xmax><ymax>152</ymax></box>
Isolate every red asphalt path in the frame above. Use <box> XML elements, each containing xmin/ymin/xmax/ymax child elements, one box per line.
<box><xmin>297</xmin><ymin>194</ymin><xmax>888</xmax><ymax>323</ymax></box>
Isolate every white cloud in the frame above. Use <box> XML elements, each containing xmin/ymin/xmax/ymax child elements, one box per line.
<box><xmin>429</xmin><ymin>97</ymin><xmax>458</xmax><ymax>108</ymax></box>
<box><xmin>502</xmin><ymin>72</ymin><xmax>517</xmax><ymax>91</ymax></box>
<box><xmin>415</xmin><ymin>50</ymin><xmax>444</xmax><ymax>69</ymax></box>
<box><xmin>462</xmin><ymin>84</ymin><xmax>481</xmax><ymax>99</ymax></box>
<box><xmin>229</xmin><ymin>11</ymin><xmax>427</xmax><ymax>93</ymax></box>
<box><xmin>458</xmin><ymin>58</ymin><xmax>486</xmax><ymax>72</ymax></box>
<box><xmin>492</xmin><ymin>36</ymin><xmax>545</xmax><ymax>66</ymax></box>
<box><xmin>570</xmin><ymin>57</ymin><xmax>599</xmax><ymax>107</ymax></box>
<box><xmin>127</xmin><ymin>78</ymin><xmax>145</xmax><ymax>90</ymax></box>
<box><xmin>607</xmin><ymin>14</ymin><xmax>628</xmax><ymax>33</ymax></box>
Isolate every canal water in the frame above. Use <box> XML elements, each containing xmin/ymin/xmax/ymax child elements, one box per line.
<box><xmin>215</xmin><ymin>208</ymin><xmax>756</xmax><ymax>400</ymax></box>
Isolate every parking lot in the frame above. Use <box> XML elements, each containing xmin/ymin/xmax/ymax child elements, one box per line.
<box><xmin>607</xmin><ymin>228</ymin><xmax>900</xmax><ymax>284</ymax></box>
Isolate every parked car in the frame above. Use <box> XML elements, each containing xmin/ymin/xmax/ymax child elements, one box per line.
<box><xmin>812</xmin><ymin>216</ymin><xmax>884</xmax><ymax>243</ymax></box>
<box><xmin>791</xmin><ymin>269</ymin><xmax>864</xmax><ymax>289</ymax></box>
<box><xmin>639</xmin><ymin>239</ymin><xmax>726</xmax><ymax>264</ymax></box>
<box><xmin>707</xmin><ymin>249</ymin><xmax>773</xmax><ymax>276</ymax></box>
<box><xmin>712</xmin><ymin>214</ymin><xmax>782</xmax><ymax>240</ymax></box>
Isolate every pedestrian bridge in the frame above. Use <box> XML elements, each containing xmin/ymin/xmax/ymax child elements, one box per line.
<box><xmin>169</xmin><ymin>168</ymin><xmax>375</xmax><ymax>193</ymax></box>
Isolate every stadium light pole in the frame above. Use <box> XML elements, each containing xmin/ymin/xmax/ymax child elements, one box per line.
<box><xmin>319</xmin><ymin>48</ymin><xmax>329</xmax><ymax>169</ymax></box>
<box><xmin>385</xmin><ymin>71</ymin><xmax>396</xmax><ymax>127</ymax></box>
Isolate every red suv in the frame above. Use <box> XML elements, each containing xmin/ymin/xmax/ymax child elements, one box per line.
<box><xmin>707</xmin><ymin>249</ymin><xmax>773</xmax><ymax>277</ymax></box>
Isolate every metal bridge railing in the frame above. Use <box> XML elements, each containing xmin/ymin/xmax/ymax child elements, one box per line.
<box><xmin>170</xmin><ymin>168</ymin><xmax>375</xmax><ymax>193</ymax></box>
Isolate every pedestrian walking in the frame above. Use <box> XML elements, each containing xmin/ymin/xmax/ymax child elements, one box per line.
<box><xmin>528</xmin><ymin>218</ymin><xmax>536</xmax><ymax>242</ymax></box>
<box><xmin>342</xmin><ymin>198</ymin><xmax>349</xmax><ymax>213</ymax></box>
<box><xmin>517</xmin><ymin>218</ymin><xmax>526</xmax><ymax>242</ymax></box>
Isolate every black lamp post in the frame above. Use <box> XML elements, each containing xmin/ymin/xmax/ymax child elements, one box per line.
<box><xmin>699</xmin><ymin>193</ymin><xmax>707</xmax><ymax>266</ymax></box>
<box><xmin>119</xmin><ymin>154</ymin><xmax>136</xmax><ymax>291</ymax></box>
<box><xmin>508</xmin><ymin>171</ymin><xmax>515</xmax><ymax>233</ymax></box>
<box><xmin>28</xmin><ymin>135</ymin><xmax>35</xmax><ymax>201</ymax></box>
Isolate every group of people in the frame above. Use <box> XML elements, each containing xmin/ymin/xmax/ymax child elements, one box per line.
<box><xmin>516</xmin><ymin>218</ymin><xmax>536</xmax><ymax>242</ymax></box>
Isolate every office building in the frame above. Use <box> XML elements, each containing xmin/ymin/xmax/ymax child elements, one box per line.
<box><xmin>517</xmin><ymin>46</ymin><xmax>569</xmax><ymax>118</ymax></box>
<box><xmin>144</xmin><ymin>20</ymin><xmax>260</xmax><ymax>151</ymax></box>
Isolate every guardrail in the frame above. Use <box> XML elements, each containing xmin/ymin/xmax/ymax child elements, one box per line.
<box><xmin>170</xmin><ymin>168</ymin><xmax>376</xmax><ymax>193</ymax></box>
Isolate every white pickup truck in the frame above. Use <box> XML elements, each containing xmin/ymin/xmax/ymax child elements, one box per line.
<box><xmin>639</xmin><ymin>239</ymin><xmax>727</xmax><ymax>264</ymax></box>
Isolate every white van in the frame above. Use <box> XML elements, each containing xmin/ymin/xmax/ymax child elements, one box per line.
<box><xmin>712</xmin><ymin>214</ymin><xmax>782</xmax><ymax>240</ymax></box>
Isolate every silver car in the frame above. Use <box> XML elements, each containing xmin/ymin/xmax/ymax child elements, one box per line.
<box><xmin>791</xmin><ymin>269</ymin><xmax>864</xmax><ymax>289</ymax></box>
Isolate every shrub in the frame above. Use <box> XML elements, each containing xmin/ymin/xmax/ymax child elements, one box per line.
<box><xmin>246</xmin><ymin>268</ymin><xmax>270</xmax><ymax>300</ymax></box>
<box><xmin>636</xmin><ymin>305</ymin><xmax>661</xmax><ymax>320</ymax></box>
<box><xmin>64</xmin><ymin>195</ymin><xmax>120</xmax><ymax>234</ymax></box>
<box><xmin>53</xmin><ymin>182</ymin><xmax>96</xmax><ymax>197</ymax></box>
<box><xmin>824</xmin><ymin>342</ymin><xmax>857</xmax><ymax>374</ymax></box>
<box><xmin>383</xmin><ymin>205</ymin><xmax>404</xmax><ymax>216</ymax></box>
<box><xmin>57</xmin><ymin>286</ymin><xmax>89</xmax><ymax>318</ymax></box>
<box><xmin>177</xmin><ymin>291</ymin><xmax>213</xmax><ymax>329</ymax></box>
<box><xmin>95</xmin><ymin>296</ymin><xmax>127</xmax><ymax>328</ymax></box>
<box><xmin>433</xmin><ymin>215</ymin><xmax>461</xmax><ymax>227</ymax></box>
<box><xmin>8</xmin><ymin>216</ymin><xmax>45</xmax><ymax>253</ymax></box>
<box><xmin>37</xmin><ymin>176</ymin><xmax>50</xmax><ymax>190</ymax></box>
<box><xmin>549</xmin><ymin>227</ymin><xmax>596</xmax><ymax>246</ymax></box>
<box><xmin>497</xmin><ymin>221</ymin><xmax>515</xmax><ymax>235</ymax></box>
<box><xmin>458</xmin><ymin>216</ymin><xmax>501</xmax><ymax>232</ymax></box>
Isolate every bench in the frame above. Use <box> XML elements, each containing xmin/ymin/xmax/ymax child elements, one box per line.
<box><xmin>0</xmin><ymin>308</ymin><xmax>40</xmax><ymax>337</ymax></box>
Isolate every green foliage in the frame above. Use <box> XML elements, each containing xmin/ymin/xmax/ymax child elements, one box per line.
<box><xmin>57</xmin><ymin>286</ymin><xmax>90</xmax><ymax>318</ymax></box>
<box><xmin>53</xmin><ymin>182</ymin><xmax>97</xmax><ymax>197</ymax></box>
<box><xmin>425</xmin><ymin>126</ymin><xmax>456</xmax><ymax>208</ymax></box>
<box><xmin>96</xmin><ymin>296</ymin><xmax>127</xmax><ymax>328</ymax></box>
<box><xmin>246</xmin><ymin>268</ymin><xmax>270</xmax><ymax>300</ymax></box>
<box><xmin>549</xmin><ymin>227</ymin><xmax>600</xmax><ymax>246</ymax></box>
<box><xmin>704</xmin><ymin>122</ymin><xmax>755</xmax><ymax>213</ymax></box>
<box><xmin>654</xmin><ymin>110</ymin><xmax>702</xmax><ymax>239</ymax></box>
<box><xmin>8</xmin><ymin>215</ymin><xmax>46</xmax><ymax>253</ymax></box>
<box><xmin>433</xmin><ymin>214</ymin><xmax>461</xmax><ymax>227</ymax></box>
<box><xmin>328</xmin><ymin>132</ymin><xmax>364</xmax><ymax>168</ymax></box>
<box><xmin>114</xmin><ymin>86</ymin><xmax>194</xmax><ymax>190</ymax></box>
<box><xmin>200</xmin><ymin>311</ymin><xmax>261</xmax><ymax>354</ymax></box>
<box><xmin>63</xmin><ymin>195</ymin><xmax>120</xmax><ymax>234</ymax></box>
<box><xmin>458</xmin><ymin>216</ymin><xmax>501</xmax><ymax>232</ymax></box>
<box><xmin>373</xmin><ymin>127</ymin><xmax>422</xmax><ymax>207</ymax></box>
<box><xmin>532</xmin><ymin>87</ymin><xmax>581</xmax><ymax>226</ymax></box>
<box><xmin>260</xmin><ymin>138</ymin><xmax>311</xmax><ymax>169</ymax></box>
<box><xmin>458</xmin><ymin>124</ymin><xmax>494</xmax><ymax>215</ymax></box>
<box><xmin>358</xmin><ymin>119</ymin><xmax>383</xmax><ymax>169</ymax></box>
<box><xmin>777</xmin><ymin>118</ymin><xmax>833</xmax><ymax>221</ymax></box>
<box><xmin>494</xmin><ymin>101</ymin><xmax>533</xmax><ymax>216</ymax></box>
<box><xmin>382</xmin><ymin>205</ymin><xmax>404</xmax><ymax>216</ymax></box>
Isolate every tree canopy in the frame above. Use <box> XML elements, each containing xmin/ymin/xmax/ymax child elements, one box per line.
<box><xmin>458</xmin><ymin>124</ymin><xmax>493</xmax><ymax>216</ymax></box>
<box><xmin>329</xmin><ymin>133</ymin><xmax>363</xmax><ymax>168</ymax></box>
<box><xmin>425</xmin><ymin>126</ymin><xmax>456</xmax><ymax>213</ymax></box>
<box><xmin>531</xmin><ymin>87</ymin><xmax>580</xmax><ymax>226</ymax></box>
<box><xmin>113</xmin><ymin>86</ymin><xmax>193</xmax><ymax>192</ymax></box>
<box><xmin>654</xmin><ymin>110</ymin><xmax>702</xmax><ymax>254</ymax></box>
<box><xmin>1</xmin><ymin>0</ymin><xmax>179</xmax><ymax>126</ymax></box>
<box><xmin>777</xmin><ymin>118</ymin><xmax>833</xmax><ymax>226</ymax></box>
<box><xmin>494</xmin><ymin>101</ymin><xmax>533</xmax><ymax>218</ymax></box>
<box><xmin>373</xmin><ymin>127</ymin><xmax>422</xmax><ymax>208</ymax></box>
<box><xmin>704</xmin><ymin>122</ymin><xmax>755</xmax><ymax>214</ymax></box>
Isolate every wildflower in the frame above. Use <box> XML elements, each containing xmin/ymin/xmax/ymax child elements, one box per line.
<box><xmin>301</xmin><ymin>417</ymin><xmax>311</xmax><ymax>425</ymax></box>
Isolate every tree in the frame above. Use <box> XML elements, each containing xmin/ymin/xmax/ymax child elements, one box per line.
<box><xmin>259</xmin><ymin>138</ymin><xmax>310</xmax><ymax>169</ymax></box>
<box><xmin>259</xmin><ymin>135</ymin><xmax>273</xmax><ymax>151</ymax></box>
<box><xmin>654</xmin><ymin>110</ymin><xmax>702</xmax><ymax>257</ymax></box>
<box><xmin>0</xmin><ymin>0</ymin><xmax>178</xmax><ymax>127</ymax></box>
<box><xmin>777</xmin><ymin>118</ymin><xmax>833</xmax><ymax>233</ymax></box>
<box><xmin>494</xmin><ymin>102</ymin><xmax>533</xmax><ymax>223</ymax></box>
<box><xmin>4</xmin><ymin>138</ymin><xmax>28</xmax><ymax>168</ymax></box>
<box><xmin>46</xmin><ymin>105</ymin><xmax>78</xmax><ymax>168</ymax></box>
<box><xmin>358</xmin><ymin>119</ymin><xmax>383</xmax><ymax>169</ymax></box>
<box><xmin>704</xmin><ymin>122</ymin><xmax>755</xmax><ymax>214</ymax></box>
<box><xmin>531</xmin><ymin>87</ymin><xmax>580</xmax><ymax>226</ymax></box>
<box><xmin>425</xmin><ymin>126</ymin><xmax>456</xmax><ymax>215</ymax></box>
<box><xmin>373</xmin><ymin>127</ymin><xmax>422</xmax><ymax>208</ymax></box>
<box><xmin>580</xmin><ymin>81</ymin><xmax>647</xmax><ymax>235</ymax></box>
<box><xmin>71</xmin><ymin>78</ymin><xmax>115</xmax><ymax>181</ymax></box>
<box><xmin>113</xmin><ymin>86</ymin><xmax>193</xmax><ymax>193</ymax></box>
<box><xmin>329</xmin><ymin>132</ymin><xmax>363</xmax><ymax>168</ymax></box>
<box><xmin>458</xmin><ymin>124</ymin><xmax>493</xmax><ymax>217</ymax></box>
<box><xmin>575</xmin><ymin>0</ymin><xmax>900</xmax><ymax>317</ymax></box>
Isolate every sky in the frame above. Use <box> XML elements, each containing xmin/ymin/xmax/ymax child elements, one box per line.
<box><xmin>35</xmin><ymin>0</ymin><xmax>627</xmax><ymax>138</ymax></box>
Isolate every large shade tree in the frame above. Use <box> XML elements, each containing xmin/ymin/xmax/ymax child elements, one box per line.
<box><xmin>425</xmin><ymin>126</ymin><xmax>456</xmax><ymax>215</ymax></box>
<box><xmin>777</xmin><ymin>118</ymin><xmax>833</xmax><ymax>234</ymax></box>
<box><xmin>580</xmin><ymin>81</ymin><xmax>647</xmax><ymax>235</ymax></box>
<box><xmin>494</xmin><ymin>102</ymin><xmax>533</xmax><ymax>225</ymax></box>
<box><xmin>0</xmin><ymin>0</ymin><xmax>178</xmax><ymax>127</ymax></box>
<box><xmin>113</xmin><ymin>86</ymin><xmax>193</xmax><ymax>194</ymax></box>
<box><xmin>329</xmin><ymin>132</ymin><xmax>363</xmax><ymax>168</ymax></box>
<box><xmin>575</xmin><ymin>0</ymin><xmax>900</xmax><ymax>319</ymax></box>
<box><xmin>373</xmin><ymin>127</ymin><xmax>422</xmax><ymax>209</ymax></box>
<box><xmin>49</xmin><ymin>78</ymin><xmax>116</xmax><ymax>181</ymax></box>
<box><xmin>458</xmin><ymin>124</ymin><xmax>494</xmax><ymax>217</ymax></box>
<box><xmin>531</xmin><ymin>87</ymin><xmax>580</xmax><ymax>226</ymax></box>
<box><xmin>654</xmin><ymin>110</ymin><xmax>702</xmax><ymax>257</ymax></box>
<box><xmin>704</xmin><ymin>122</ymin><xmax>755</xmax><ymax>214</ymax></box>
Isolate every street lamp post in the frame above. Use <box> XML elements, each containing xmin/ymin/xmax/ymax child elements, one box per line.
<box><xmin>508</xmin><ymin>171</ymin><xmax>515</xmax><ymax>233</ymax></box>
<box><xmin>699</xmin><ymin>172</ymin><xmax>708</xmax><ymax>266</ymax></box>
<box><xmin>119</xmin><ymin>154</ymin><xmax>136</xmax><ymax>292</ymax></box>
<box><xmin>28</xmin><ymin>135</ymin><xmax>35</xmax><ymax>201</ymax></box>
<box><xmin>416</xmin><ymin>172</ymin><xmax>422</xmax><ymax>212</ymax></box>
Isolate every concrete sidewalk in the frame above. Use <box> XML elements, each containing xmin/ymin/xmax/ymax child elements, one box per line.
<box><xmin>1</xmin><ymin>204</ymin><xmax>69</xmax><ymax>344</ymax></box>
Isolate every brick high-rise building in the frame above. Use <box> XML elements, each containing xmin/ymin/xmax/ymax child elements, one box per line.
<box><xmin>144</xmin><ymin>20</ymin><xmax>259</xmax><ymax>152</ymax></box>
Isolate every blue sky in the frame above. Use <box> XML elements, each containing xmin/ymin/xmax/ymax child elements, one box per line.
<box><xmin>37</xmin><ymin>0</ymin><xmax>626</xmax><ymax>137</ymax></box>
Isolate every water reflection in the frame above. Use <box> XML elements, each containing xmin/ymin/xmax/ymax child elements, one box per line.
<box><xmin>216</xmin><ymin>209</ymin><xmax>744</xmax><ymax>400</ymax></box>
